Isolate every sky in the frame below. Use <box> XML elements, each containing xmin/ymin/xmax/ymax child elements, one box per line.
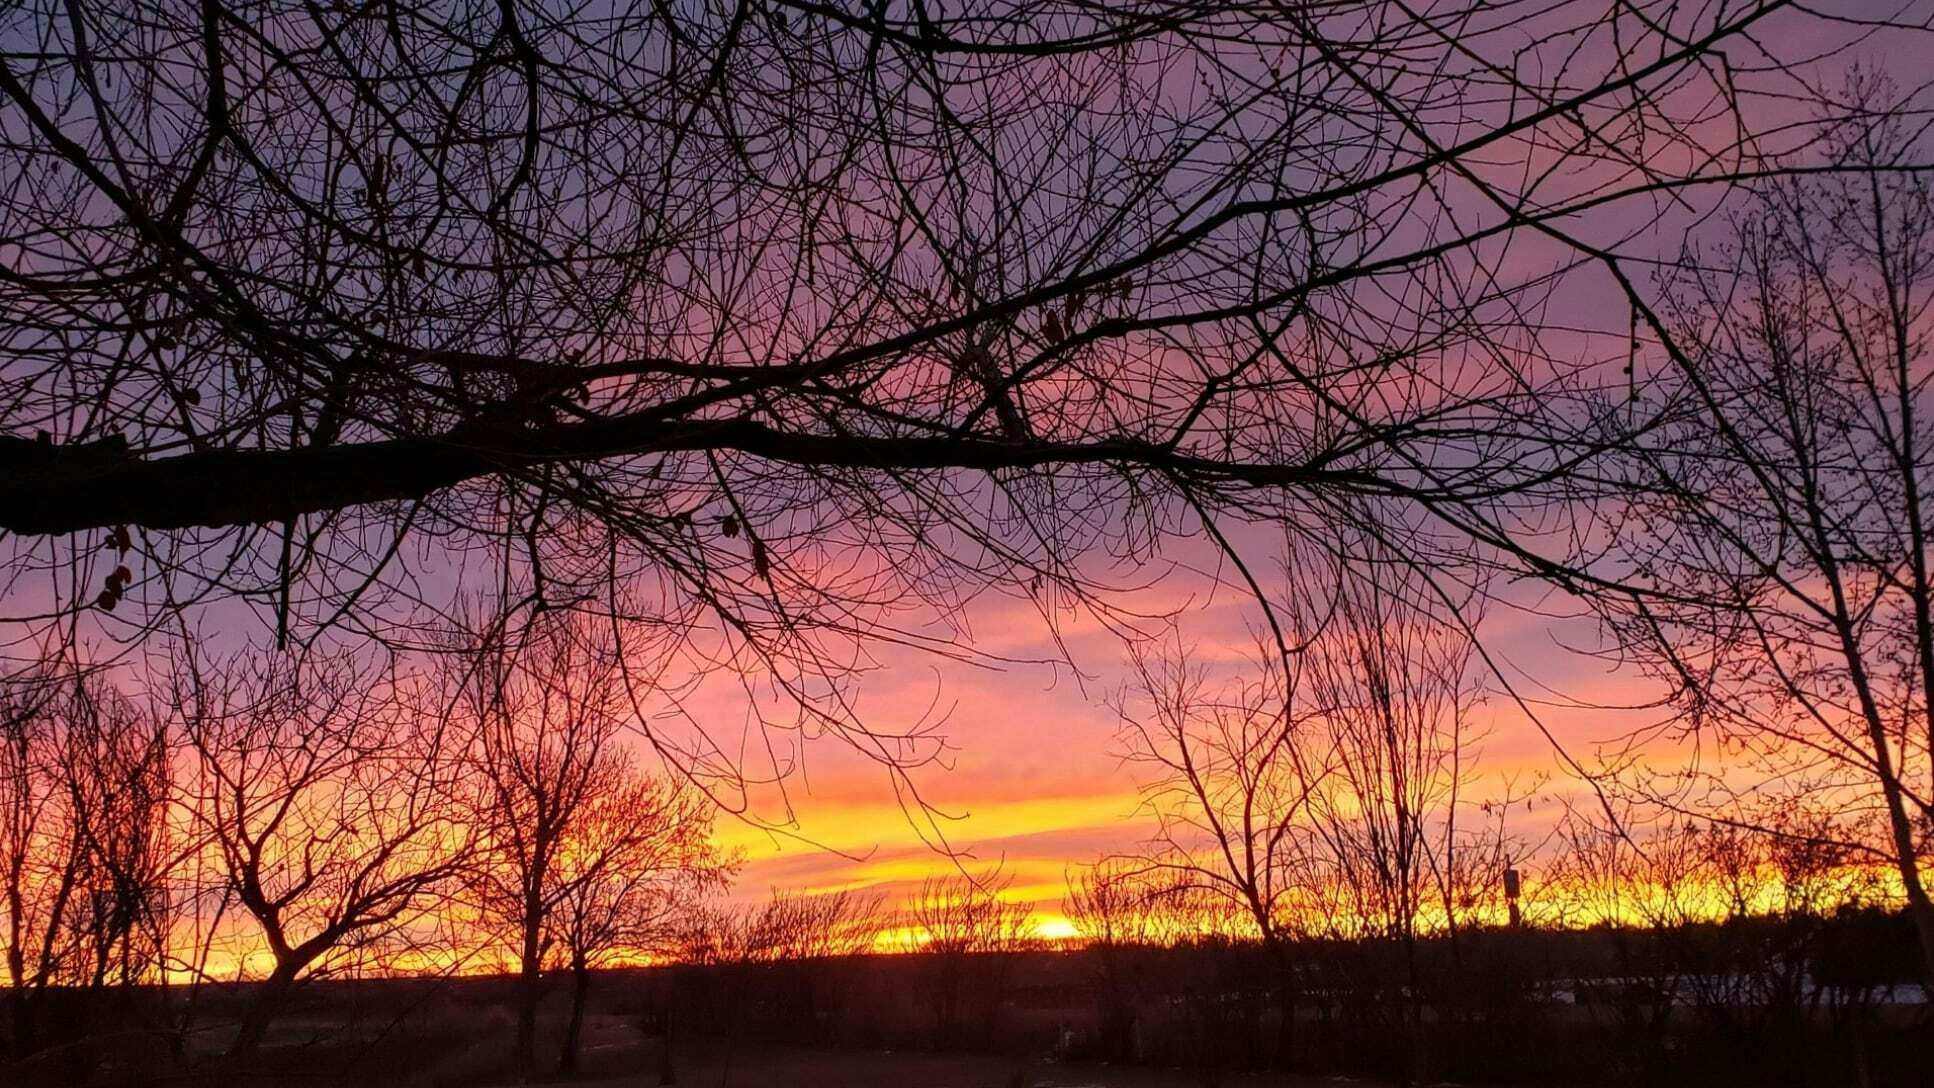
<box><xmin>640</xmin><ymin>5</ymin><xmax>1911</xmax><ymax>938</ymax></box>
<box><xmin>697</xmin><ymin>527</ymin><xmax>1660</xmax><ymax>932</ymax></box>
<box><xmin>10</xmin><ymin>0</ymin><xmax>1931</xmax><ymax>962</ymax></box>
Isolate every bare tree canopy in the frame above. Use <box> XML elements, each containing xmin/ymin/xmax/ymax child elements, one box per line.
<box><xmin>452</xmin><ymin>609</ymin><xmax>724</xmax><ymax>1077</ymax></box>
<box><xmin>167</xmin><ymin>645</ymin><xmax>473</xmax><ymax>1067</ymax></box>
<box><xmin>0</xmin><ymin>0</ymin><xmax>1886</xmax><ymax>656</ymax></box>
<box><xmin>1</xmin><ymin>663</ymin><xmax>167</xmax><ymax>1061</ymax></box>
<box><xmin>9</xmin><ymin>3</ymin><xmax>1934</xmax><ymax>1083</ymax></box>
<box><xmin>1594</xmin><ymin>102</ymin><xmax>1934</xmax><ymax>983</ymax></box>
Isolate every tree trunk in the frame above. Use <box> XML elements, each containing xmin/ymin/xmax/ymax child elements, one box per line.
<box><xmin>224</xmin><ymin>961</ymin><xmax>302</xmax><ymax>1077</ymax></box>
<box><xmin>657</xmin><ymin>1002</ymin><xmax>676</xmax><ymax>1086</ymax></box>
<box><xmin>514</xmin><ymin>931</ymin><xmax>543</xmax><ymax>1081</ymax></box>
<box><xmin>557</xmin><ymin>955</ymin><xmax>590</xmax><ymax>1077</ymax></box>
<box><xmin>1856</xmin><ymin>700</ymin><xmax>1934</xmax><ymax>992</ymax></box>
<box><xmin>9</xmin><ymin>982</ymin><xmax>35</xmax><ymax>1063</ymax></box>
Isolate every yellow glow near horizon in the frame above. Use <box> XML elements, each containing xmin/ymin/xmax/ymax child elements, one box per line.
<box><xmin>1033</xmin><ymin>913</ymin><xmax>1081</xmax><ymax>942</ymax></box>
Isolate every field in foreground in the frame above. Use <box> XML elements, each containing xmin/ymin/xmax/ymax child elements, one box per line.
<box><xmin>8</xmin><ymin>919</ymin><xmax>1930</xmax><ymax>1087</ymax></box>
<box><xmin>554</xmin><ymin>1030</ymin><xmax>1366</xmax><ymax>1088</ymax></box>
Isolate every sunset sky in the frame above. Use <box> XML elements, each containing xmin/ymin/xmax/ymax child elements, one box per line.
<box><xmin>7</xmin><ymin>0</ymin><xmax>1930</xmax><ymax>984</ymax></box>
<box><xmin>17</xmin><ymin>7</ymin><xmax>1934</xmax><ymax>1087</ymax></box>
<box><xmin>702</xmin><ymin>533</ymin><xmax>1650</xmax><ymax>931</ymax></box>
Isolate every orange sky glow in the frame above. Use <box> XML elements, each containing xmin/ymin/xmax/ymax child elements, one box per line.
<box><xmin>11</xmin><ymin>2</ymin><xmax>1934</xmax><ymax>999</ymax></box>
<box><xmin>695</xmin><ymin>549</ymin><xmax>1652</xmax><ymax>935</ymax></box>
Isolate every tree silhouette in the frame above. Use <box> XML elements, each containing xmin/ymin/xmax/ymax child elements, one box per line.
<box><xmin>0</xmin><ymin>0</ymin><xmax>1892</xmax><ymax>797</ymax></box>
<box><xmin>454</xmin><ymin>609</ymin><xmax>724</xmax><ymax>1077</ymax></box>
<box><xmin>1597</xmin><ymin>95</ymin><xmax>1934</xmax><ymax>986</ymax></box>
<box><xmin>168</xmin><ymin>646</ymin><xmax>472</xmax><ymax>1072</ymax></box>
<box><xmin>1</xmin><ymin>663</ymin><xmax>167</xmax><ymax>1063</ymax></box>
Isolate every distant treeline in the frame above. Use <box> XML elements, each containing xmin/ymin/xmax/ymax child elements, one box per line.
<box><xmin>644</xmin><ymin>906</ymin><xmax>1927</xmax><ymax>1088</ymax></box>
<box><xmin>8</xmin><ymin>906</ymin><xmax>1923</xmax><ymax>1088</ymax></box>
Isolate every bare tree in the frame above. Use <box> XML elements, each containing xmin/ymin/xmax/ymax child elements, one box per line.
<box><xmin>170</xmin><ymin>646</ymin><xmax>471</xmax><ymax>1071</ymax></box>
<box><xmin>454</xmin><ymin>610</ymin><xmax>639</xmax><ymax>1078</ymax></box>
<box><xmin>908</xmin><ymin>871</ymin><xmax>1037</xmax><ymax>956</ymax></box>
<box><xmin>1293</xmin><ymin>544</ymin><xmax>1485</xmax><ymax>1081</ymax></box>
<box><xmin>1064</xmin><ymin>859</ymin><xmax>1196</xmax><ymax>1061</ymax></box>
<box><xmin>1112</xmin><ymin>522</ymin><xmax>1498</xmax><ymax>1077</ymax></box>
<box><xmin>550</xmin><ymin>771</ymin><xmax>725</xmax><ymax>1075</ymax></box>
<box><xmin>1066</xmin><ymin>859</ymin><xmax>1176</xmax><ymax>950</ymax></box>
<box><xmin>1533</xmin><ymin>806</ymin><xmax>1705</xmax><ymax>1041</ymax></box>
<box><xmin>907</xmin><ymin>870</ymin><xmax>1037</xmax><ymax>1047</ymax></box>
<box><xmin>454</xmin><ymin>607</ymin><xmax>731</xmax><ymax>1077</ymax></box>
<box><xmin>1600</xmin><ymin>92</ymin><xmax>1934</xmax><ymax>985</ymax></box>
<box><xmin>657</xmin><ymin>885</ymin><xmax>884</xmax><ymax>1083</ymax></box>
<box><xmin>1</xmin><ymin>664</ymin><xmax>168</xmax><ymax>1064</ymax></box>
<box><xmin>0</xmin><ymin>0</ymin><xmax>1909</xmax><ymax>823</ymax></box>
<box><xmin>1111</xmin><ymin>618</ymin><xmax>1340</xmax><ymax>1071</ymax></box>
<box><xmin>668</xmin><ymin>886</ymin><xmax>887</xmax><ymax>967</ymax></box>
<box><xmin>740</xmin><ymin>888</ymin><xmax>888</xmax><ymax>964</ymax></box>
<box><xmin>1113</xmin><ymin>633</ymin><xmax>1320</xmax><ymax>949</ymax></box>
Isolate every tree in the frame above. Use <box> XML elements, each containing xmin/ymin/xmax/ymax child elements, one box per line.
<box><xmin>1293</xmin><ymin>543</ymin><xmax>1485</xmax><ymax>1083</ymax></box>
<box><xmin>731</xmin><ymin>888</ymin><xmax>888</xmax><ymax>964</ymax></box>
<box><xmin>1111</xmin><ymin>627</ymin><xmax>1324</xmax><ymax>1063</ymax></box>
<box><xmin>169</xmin><ymin>646</ymin><xmax>471</xmax><ymax>1071</ymax></box>
<box><xmin>1064</xmin><ymin>859</ymin><xmax>1193</xmax><ymax>1061</ymax></box>
<box><xmin>549</xmin><ymin>772</ymin><xmax>725</xmax><ymax>1075</ymax></box>
<box><xmin>906</xmin><ymin>870</ymin><xmax>1037</xmax><ymax>1048</ymax></box>
<box><xmin>456</xmin><ymin>606</ymin><xmax>727</xmax><ymax>1077</ymax></box>
<box><xmin>456</xmin><ymin>612</ymin><xmax>628</xmax><ymax>1078</ymax></box>
<box><xmin>1065</xmin><ymin>859</ymin><xmax>1180</xmax><ymax>950</ymax></box>
<box><xmin>1599</xmin><ymin>95</ymin><xmax>1934</xmax><ymax>986</ymax></box>
<box><xmin>907</xmin><ymin>871</ymin><xmax>1037</xmax><ymax>956</ymax></box>
<box><xmin>1111</xmin><ymin>523</ymin><xmax>1498</xmax><ymax>1077</ymax></box>
<box><xmin>0</xmin><ymin>0</ymin><xmax>1889</xmax><ymax>807</ymax></box>
<box><xmin>658</xmin><ymin>886</ymin><xmax>885</xmax><ymax>1081</ymax></box>
<box><xmin>1534</xmin><ymin>806</ymin><xmax>1704</xmax><ymax>1044</ymax></box>
<box><xmin>0</xmin><ymin>664</ymin><xmax>168</xmax><ymax>1064</ymax></box>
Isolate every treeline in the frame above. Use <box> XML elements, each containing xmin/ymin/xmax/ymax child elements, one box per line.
<box><xmin>1068</xmin><ymin>809</ymin><xmax>1927</xmax><ymax>1087</ymax></box>
<box><xmin>5</xmin><ymin>655</ymin><xmax>1930</xmax><ymax>1088</ymax></box>
<box><xmin>639</xmin><ymin>836</ymin><xmax>1927</xmax><ymax>1088</ymax></box>
<box><xmin>1</xmin><ymin>612</ymin><xmax>727</xmax><ymax>1084</ymax></box>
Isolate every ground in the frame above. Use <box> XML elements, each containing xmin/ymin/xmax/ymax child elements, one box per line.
<box><xmin>548</xmin><ymin>1014</ymin><xmax>1375</xmax><ymax>1088</ymax></box>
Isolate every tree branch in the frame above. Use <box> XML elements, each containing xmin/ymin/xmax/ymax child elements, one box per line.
<box><xmin>0</xmin><ymin>417</ymin><xmax>1395</xmax><ymax>536</ymax></box>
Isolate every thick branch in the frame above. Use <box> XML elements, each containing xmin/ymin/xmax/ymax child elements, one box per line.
<box><xmin>0</xmin><ymin>417</ymin><xmax>1383</xmax><ymax>536</ymax></box>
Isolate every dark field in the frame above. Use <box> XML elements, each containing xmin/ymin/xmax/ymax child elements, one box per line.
<box><xmin>11</xmin><ymin>916</ymin><xmax>1930</xmax><ymax>1088</ymax></box>
<box><xmin>553</xmin><ymin>1035</ymin><xmax>1349</xmax><ymax>1088</ymax></box>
